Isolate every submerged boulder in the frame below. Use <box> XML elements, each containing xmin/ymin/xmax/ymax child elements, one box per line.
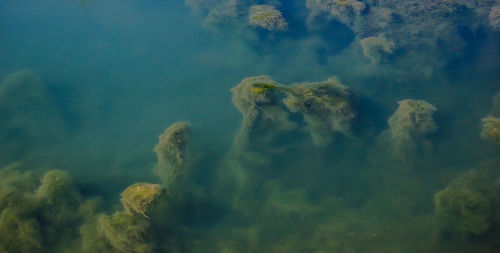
<box><xmin>154</xmin><ymin>121</ymin><xmax>191</xmax><ymax>188</ymax></box>
<box><xmin>248</xmin><ymin>5</ymin><xmax>288</xmax><ymax>31</ymax></box>
<box><xmin>120</xmin><ymin>183</ymin><xmax>163</xmax><ymax>218</ymax></box>
<box><xmin>283</xmin><ymin>77</ymin><xmax>356</xmax><ymax>146</ymax></box>
<box><xmin>481</xmin><ymin>116</ymin><xmax>500</xmax><ymax>146</ymax></box>
<box><xmin>388</xmin><ymin>99</ymin><xmax>437</xmax><ymax>162</ymax></box>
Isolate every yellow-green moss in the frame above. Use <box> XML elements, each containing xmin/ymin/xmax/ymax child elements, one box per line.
<box><xmin>0</xmin><ymin>209</ymin><xmax>42</xmax><ymax>253</ymax></box>
<box><xmin>283</xmin><ymin>77</ymin><xmax>356</xmax><ymax>146</ymax></box>
<box><xmin>481</xmin><ymin>116</ymin><xmax>500</xmax><ymax>145</ymax></box>
<box><xmin>154</xmin><ymin>121</ymin><xmax>190</xmax><ymax>188</ymax></box>
<box><xmin>120</xmin><ymin>183</ymin><xmax>163</xmax><ymax>218</ymax></box>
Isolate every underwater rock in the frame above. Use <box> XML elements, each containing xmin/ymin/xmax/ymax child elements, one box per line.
<box><xmin>481</xmin><ymin>116</ymin><xmax>500</xmax><ymax>146</ymax></box>
<box><xmin>434</xmin><ymin>170</ymin><xmax>495</xmax><ymax>238</ymax></box>
<box><xmin>34</xmin><ymin>169</ymin><xmax>83</xmax><ymax>249</ymax></box>
<box><xmin>231</xmin><ymin>75</ymin><xmax>296</xmax><ymax>149</ymax></box>
<box><xmin>78</xmin><ymin>197</ymin><xmax>104</xmax><ymax>221</ymax></box>
<box><xmin>489</xmin><ymin>6</ymin><xmax>500</xmax><ymax>30</ymax></box>
<box><xmin>248</xmin><ymin>5</ymin><xmax>288</xmax><ymax>31</ymax></box>
<box><xmin>360</xmin><ymin>35</ymin><xmax>395</xmax><ymax>63</ymax></box>
<box><xmin>81</xmin><ymin>211</ymin><xmax>152</xmax><ymax>253</ymax></box>
<box><xmin>0</xmin><ymin>209</ymin><xmax>42</xmax><ymax>253</ymax></box>
<box><xmin>184</xmin><ymin>0</ymin><xmax>223</xmax><ymax>14</ymax></box>
<box><xmin>120</xmin><ymin>183</ymin><xmax>163</xmax><ymax>218</ymax></box>
<box><xmin>388</xmin><ymin>99</ymin><xmax>437</xmax><ymax>162</ymax></box>
<box><xmin>435</xmin><ymin>188</ymin><xmax>491</xmax><ymax>236</ymax></box>
<box><xmin>186</xmin><ymin>0</ymin><xmax>256</xmax><ymax>32</ymax></box>
<box><xmin>97</xmin><ymin>211</ymin><xmax>151</xmax><ymax>252</ymax></box>
<box><xmin>283</xmin><ymin>77</ymin><xmax>356</xmax><ymax>147</ymax></box>
<box><xmin>0</xmin><ymin>164</ymin><xmax>42</xmax><ymax>252</ymax></box>
<box><xmin>0</xmin><ymin>164</ymin><xmax>93</xmax><ymax>252</ymax></box>
<box><xmin>0</xmin><ymin>70</ymin><xmax>49</xmax><ymax>112</ymax></box>
<box><xmin>306</xmin><ymin>0</ymin><xmax>366</xmax><ymax>28</ymax></box>
<box><xmin>231</xmin><ymin>75</ymin><xmax>280</xmax><ymax>130</ymax></box>
<box><xmin>154</xmin><ymin>121</ymin><xmax>191</xmax><ymax>188</ymax></box>
<box><xmin>204</xmin><ymin>0</ymin><xmax>244</xmax><ymax>29</ymax></box>
<box><xmin>35</xmin><ymin>170</ymin><xmax>81</xmax><ymax>204</ymax></box>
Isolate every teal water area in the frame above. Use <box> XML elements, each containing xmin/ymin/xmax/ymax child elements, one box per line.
<box><xmin>0</xmin><ymin>0</ymin><xmax>500</xmax><ymax>252</ymax></box>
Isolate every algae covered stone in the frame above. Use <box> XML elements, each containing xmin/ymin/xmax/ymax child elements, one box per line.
<box><xmin>80</xmin><ymin>211</ymin><xmax>152</xmax><ymax>253</ymax></box>
<box><xmin>231</xmin><ymin>75</ymin><xmax>296</xmax><ymax>148</ymax></box>
<box><xmin>435</xmin><ymin>188</ymin><xmax>491</xmax><ymax>235</ymax></box>
<box><xmin>388</xmin><ymin>99</ymin><xmax>437</xmax><ymax>161</ymax></box>
<box><xmin>154</xmin><ymin>121</ymin><xmax>190</xmax><ymax>187</ymax></box>
<box><xmin>360</xmin><ymin>35</ymin><xmax>395</xmax><ymax>63</ymax></box>
<box><xmin>481</xmin><ymin>116</ymin><xmax>500</xmax><ymax>146</ymax></box>
<box><xmin>283</xmin><ymin>77</ymin><xmax>356</xmax><ymax>146</ymax></box>
<box><xmin>120</xmin><ymin>183</ymin><xmax>163</xmax><ymax>218</ymax></box>
<box><xmin>248</xmin><ymin>5</ymin><xmax>288</xmax><ymax>31</ymax></box>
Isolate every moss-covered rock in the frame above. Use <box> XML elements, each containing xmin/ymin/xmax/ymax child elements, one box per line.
<box><xmin>120</xmin><ymin>183</ymin><xmax>163</xmax><ymax>218</ymax></box>
<box><xmin>154</xmin><ymin>121</ymin><xmax>190</xmax><ymax>188</ymax></box>
<box><xmin>283</xmin><ymin>77</ymin><xmax>356</xmax><ymax>146</ymax></box>
<box><xmin>481</xmin><ymin>116</ymin><xmax>500</xmax><ymax>146</ymax></box>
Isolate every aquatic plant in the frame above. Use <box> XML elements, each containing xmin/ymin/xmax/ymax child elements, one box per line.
<box><xmin>489</xmin><ymin>6</ymin><xmax>500</xmax><ymax>30</ymax></box>
<box><xmin>435</xmin><ymin>188</ymin><xmax>491</xmax><ymax>236</ymax></box>
<box><xmin>98</xmin><ymin>211</ymin><xmax>151</xmax><ymax>253</ymax></box>
<box><xmin>203</xmin><ymin>0</ymin><xmax>243</xmax><ymax>29</ymax></box>
<box><xmin>231</xmin><ymin>75</ymin><xmax>296</xmax><ymax>149</ymax></box>
<box><xmin>232</xmin><ymin>76</ymin><xmax>280</xmax><ymax>128</ymax></box>
<box><xmin>120</xmin><ymin>183</ymin><xmax>163</xmax><ymax>218</ymax></box>
<box><xmin>434</xmin><ymin>170</ymin><xmax>495</xmax><ymax>238</ymax></box>
<box><xmin>154</xmin><ymin>121</ymin><xmax>191</xmax><ymax>188</ymax></box>
<box><xmin>186</xmin><ymin>0</ymin><xmax>258</xmax><ymax>32</ymax></box>
<box><xmin>0</xmin><ymin>164</ymin><xmax>94</xmax><ymax>252</ymax></box>
<box><xmin>481</xmin><ymin>116</ymin><xmax>500</xmax><ymax>146</ymax></box>
<box><xmin>283</xmin><ymin>77</ymin><xmax>356</xmax><ymax>146</ymax></box>
<box><xmin>0</xmin><ymin>209</ymin><xmax>42</xmax><ymax>253</ymax></box>
<box><xmin>306</xmin><ymin>0</ymin><xmax>366</xmax><ymax>28</ymax></box>
<box><xmin>184</xmin><ymin>0</ymin><xmax>225</xmax><ymax>14</ymax></box>
<box><xmin>360</xmin><ymin>35</ymin><xmax>395</xmax><ymax>63</ymax></box>
<box><xmin>78</xmin><ymin>197</ymin><xmax>104</xmax><ymax>221</ymax></box>
<box><xmin>388</xmin><ymin>99</ymin><xmax>437</xmax><ymax>162</ymax></box>
<box><xmin>81</xmin><ymin>211</ymin><xmax>152</xmax><ymax>253</ymax></box>
<box><xmin>248</xmin><ymin>5</ymin><xmax>288</xmax><ymax>31</ymax></box>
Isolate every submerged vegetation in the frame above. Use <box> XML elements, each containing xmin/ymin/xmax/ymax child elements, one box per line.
<box><xmin>0</xmin><ymin>0</ymin><xmax>500</xmax><ymax>252</ymax></box>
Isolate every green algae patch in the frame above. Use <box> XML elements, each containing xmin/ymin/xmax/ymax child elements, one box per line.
<box><xmin>120</xmin><ymin>183</ymin><xmax>164</xmax><ymax>218</ymax></box>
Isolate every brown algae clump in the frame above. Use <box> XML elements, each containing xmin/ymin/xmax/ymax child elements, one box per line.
<box><xmin>283</xmin><ymin>77</ymin><xmax>356</xmax><ymax>146</ymax></box>
<box><xmin>154</xmin><ymin>121</ymin><xmax>190</xmax><ymax>188</ymax></box>
<box><xmin>481</xmin><ymin>116</ymin><xmax>500</xmax><ymax>145</ymax></box>
<box><xmin>248</xmin><ymin>5</ymin><xmax>288</xmax><ymax>31</ymax></box>
<box><xmin>120</xmin><ymin>183</ymin><xmax>163</xmax><ymax>218</ymax></box>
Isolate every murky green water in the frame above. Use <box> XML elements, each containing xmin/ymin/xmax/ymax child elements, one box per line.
<box><xmin>0</xmin><ymin>0</ymin><xmax>499</xmax><ymax>252</ymax></box>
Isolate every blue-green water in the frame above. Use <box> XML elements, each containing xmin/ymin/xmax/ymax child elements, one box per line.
<box><xmin>0</xmin><ymin>0</ymin><xmax>499</xmax><ymax>252</ymax></box>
